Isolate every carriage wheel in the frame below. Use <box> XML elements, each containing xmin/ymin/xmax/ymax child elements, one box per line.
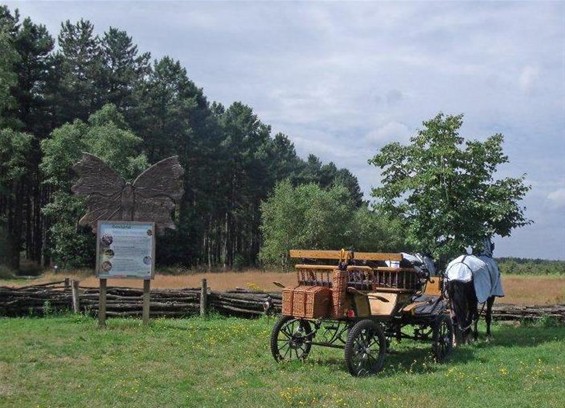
<box><xmin>344</xmin><ymin>319</ymin><xmax>386</xmax><ymax>377</ymax></box>
<box><xmin>432</xmin><ymin>314</ymin><xmax>453</xmax><ymax>362</ymax></box>
<box><xmin>270</xmin><ymin>316</ymin><xmax>313</xmax><ymax>362</ymax></box>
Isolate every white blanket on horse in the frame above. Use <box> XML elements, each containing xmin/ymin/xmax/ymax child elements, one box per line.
<box><xmin>446</xmin><ymin>255</ymin><xmax>504</xmax><ymax>303</ymax></box>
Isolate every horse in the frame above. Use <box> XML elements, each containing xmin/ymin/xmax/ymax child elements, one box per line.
<box><xmin>444</xmin><ymin>239</ymin><xmax>504</xmax><ymax>345</ymax></box>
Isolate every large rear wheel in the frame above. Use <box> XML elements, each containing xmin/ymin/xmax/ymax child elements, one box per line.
<box><xmin>270</xmin><ymin>316</ymin><xmax>313</xmax><ymax>362</ymax></box>
<box><xmin>344</xmin><ymin>319</ymin><xmax>386</xmax><ymax>376</ymax></box>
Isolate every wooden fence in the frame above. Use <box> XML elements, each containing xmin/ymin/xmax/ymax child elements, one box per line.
<box><xmin>1</xmin><ymin>280</ymin><xmax>564</xmax><ymax>322</ymax></box>
<box><xmin>0</xmin><ymin>280</ymin><xmax>281</xmax><ymax>318</ymax></box>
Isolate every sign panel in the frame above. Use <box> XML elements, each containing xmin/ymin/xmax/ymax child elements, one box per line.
<box><xmin>96</xmin><ymin>221</ymin><xmax>156</xmax><ymax>279</ymax></box>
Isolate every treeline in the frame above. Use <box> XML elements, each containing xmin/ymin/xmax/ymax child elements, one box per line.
<box><xmin>0</xmin><ymin>7</ymin><xmax>366</xmax><ymax>271</ymax></box>
<box><xmin>498</xmin><ymin>258</ymin><xmax>565</xmax><ymax>276</ymax></box>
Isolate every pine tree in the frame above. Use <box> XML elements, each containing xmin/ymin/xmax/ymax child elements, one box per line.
<box><xmin>55</xmin><ymin>19</ymin><xmax>104</xmax><ymax>124</ymax></box>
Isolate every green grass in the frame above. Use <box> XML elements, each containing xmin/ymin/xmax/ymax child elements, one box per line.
<box><xmin>0</xmin><ymin>315</ymin><xmax>563</xmax><ymax>408</ymax></box>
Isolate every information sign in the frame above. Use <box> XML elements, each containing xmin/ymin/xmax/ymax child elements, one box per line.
<box><xmin>96</xmin><ymin>221</ymin><xmax>155</xmax><ymax>279</ymax></box>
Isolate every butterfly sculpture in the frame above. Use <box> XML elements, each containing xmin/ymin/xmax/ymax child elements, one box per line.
<box><xmin>71</xmin><ymin>153</ymin><xmax>184</xmax><ymax>233</ymax></box>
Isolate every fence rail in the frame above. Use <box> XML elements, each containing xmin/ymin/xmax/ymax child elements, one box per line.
<box><xmin>0</xmin><ymin>280</ymin><xmax>282</xmax><ymax>318</ymax></box>
<box><xmin>1</xmin><ymin>280</ymin><xmax>564</xmax><ymax>322</ymax></box>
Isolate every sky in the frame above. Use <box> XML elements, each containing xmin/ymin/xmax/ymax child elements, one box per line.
<box><xmin>5</xmin><ymin>1</ymin><xmax>565</xmax><ymax>260</ymax></box>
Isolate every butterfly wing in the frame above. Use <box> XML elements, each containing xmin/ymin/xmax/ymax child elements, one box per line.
<box><xmin>71</xmin><ymin>153</ymin><xmax>126</xmax><ymax>228</ymax></box>
<box><xmin>132</xmin><ymin>156</ymin><xmax>184</xmax><ymax>231</ymax></box>
<box><xmin>76</xmin><ymin>192</ymin><xmax>124</xmax><ymax>227</ymax></box>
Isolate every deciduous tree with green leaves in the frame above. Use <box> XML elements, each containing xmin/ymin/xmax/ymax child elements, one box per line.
<box><xmin>41</xmin><ymin>104</ymin><xmax>147</xmax><ymax>268</ymax></box>
<box><xmin>260</xmin><ymin>181</ymin><xmax>354</xmax><ymax>268</ymax></box>
<box><xmin>369</xmin><ymin>113</ymin><xmax>531</xmax><ymax>265</ymax></box>
<box><xmin>260</xmin><ymin>181</ymin><xmax>406</xmax><ymax>269</ymax></box>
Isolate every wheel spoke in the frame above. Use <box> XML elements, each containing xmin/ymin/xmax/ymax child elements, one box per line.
<box><xmin>367</xmin><ymin>353</ymin><xmax>378</xmax><ymax>365</ymax></box>
<box><xmin>280</xmin><ymin>326</ymin><xmax>293</xmax><ymax>338</ymax></box>
<box><xmin>281</xmin><ymin>345</ymin><xmax>291</xmax><ymax>360</ymax></box>
<box><xmin>361</xmin><ymin>329</ymin><xmax>370</xmax><ymax>345</ymax></box>
<box><xmin>367</xmin><ymin>335</ymin><xmax>381</xmax><ymax>349</ymax></box>
<box><xmin>280</xmin><ymin>322</ymin><xmax>297</xmax><ymax>338</ymax></box>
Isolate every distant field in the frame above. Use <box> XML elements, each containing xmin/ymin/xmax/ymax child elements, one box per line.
<box><xmin>3</xmin><ymin>271</ymin><xmax>564</xmax><ymax>305</ymax></box>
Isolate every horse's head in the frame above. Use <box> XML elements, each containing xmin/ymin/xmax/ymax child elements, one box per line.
<box><xmin>475</xmin><ymin>237</ymin><xmax>495</xmax><ymax>257</ymax></box>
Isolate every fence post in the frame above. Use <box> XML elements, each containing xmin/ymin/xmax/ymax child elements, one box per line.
<box><xmin>64</xmin><ymin>278</ymin><xmax>70</xmax><ymax>290</ymax></box>
<box><xmin>200</xmin><ymin>279</ymin><xmax>208</xmax><ymax>317</ymax></box>
<box><xmin>71</xmin><ymin>280</ymin><xmax>80</xmax><ymax>313</ymax></box>
<box><xmin>98</xmin><ymin>278</ymin><xmax>107</xmax><ymax>328</ymax></box>
<box><xmin>143</xmin><ymin>279</ymin><xmax>151</xmax><ymax>325</ymax></box>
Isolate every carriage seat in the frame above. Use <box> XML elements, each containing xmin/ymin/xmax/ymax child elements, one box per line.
<box><xmin>401</xmin><ymin>294</ymin><xmax>446</xmax><ymax>316</ymax></box>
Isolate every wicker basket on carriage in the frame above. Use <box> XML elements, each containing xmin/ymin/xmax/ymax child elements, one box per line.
<box><xmin>282</xmin><ymin>285</ymin><xmax>332</xmax><ymax>319</ymax></box>
<box><xmin>331</xmin><ymin>269</ymin><xmax>349</xmax><ymax>318</ymax></box>
<box><xmin>281</xmin><ymin>287</ymin><xmax>297</xmax><ymax>316</ymax></box>
<box><xmin>304</xmin><ymin>286</ymin><xmax>331</xmax><ymax>319</ymax></box>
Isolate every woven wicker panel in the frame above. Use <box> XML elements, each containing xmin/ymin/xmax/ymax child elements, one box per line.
<box><xmin>332</xmin><ymin>269</ymin><xmax>348</xmax><ymax>289</ymax></box>
<box><xmin>292</xmin><ymin>286</ymin><xmax>310</xmax><ymax>318</ymax></box>
<box><xmin>331</xmin><ymin>292</ymin><xmax>350</xmax><ymax>318</ymax></box>
<box><xmin>281</xmin><ymin>288</ymin><xmax>295</xmax><ymax>316</ymax></box>
<box><xmin>331</xmin><ymin>270</ymin><xmax>348</xmax><ymax>318</ymax></box>
<box><xmin>304</xmin><ymin>286</ymin><xmax>331</xmax><ymax>319</ymax></box>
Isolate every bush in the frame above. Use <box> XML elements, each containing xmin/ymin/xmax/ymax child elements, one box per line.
<box><xmin>498</xmin><ymin>258</ymin><xmax>565</xmax><ymax>275</ymax></box>
<box><xmin>259</xmin><ymin>181</ymin><xmax>409</xmax><ymax>269</ymax></box>
<box><xmin>0</xmin><ymin>264</ymin><xmax>15</xmax><ymax>279</ymax></box>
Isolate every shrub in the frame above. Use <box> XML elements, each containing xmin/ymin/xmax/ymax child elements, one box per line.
<box><xmin>0</xmin><ymin>264</ymin><xmax>15</xmax><ymax>279</ymax></box>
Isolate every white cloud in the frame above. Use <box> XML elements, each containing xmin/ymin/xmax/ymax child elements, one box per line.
<box><xmin>519</xmin><ymin>65</ymin><xmax>540</xmax><ymax>93</ymax></box>
<box><xmin>386</xmin><ymin>89</ymin><xmax>404</xmax><ymax>106</ymax></box>
<box><xmin>365</xmin><ymin>122</ymin><xmax>412</xmax><ymax>144</ymax></box>
<box><xmin>547</xmin><ymin>189</ymin><xmax>565</xmax><ymax>208</ymax></box>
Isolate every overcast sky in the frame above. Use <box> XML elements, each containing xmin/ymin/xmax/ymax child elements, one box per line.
<box><xmin>5</xmin><ymin>1</ymin><xmax>565</xmax><ymax>260</ymax></box>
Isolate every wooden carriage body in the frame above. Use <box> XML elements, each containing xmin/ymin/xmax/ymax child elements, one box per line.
<box><xmin>282</xmin><ymin>249</ymin><xmax>441</xmax><ymax>320</ymax></box>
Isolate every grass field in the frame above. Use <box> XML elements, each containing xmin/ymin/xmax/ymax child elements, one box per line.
<box><xmin>0</xmin><ymin>315</ymin><xmax>563</xmax><ymax>408</ymax></box>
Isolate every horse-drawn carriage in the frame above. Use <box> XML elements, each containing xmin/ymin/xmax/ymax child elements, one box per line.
<box><xmin>270</xmin><ymin>249</ymin><xmax>454</xmax><ymax>376</ymax></box>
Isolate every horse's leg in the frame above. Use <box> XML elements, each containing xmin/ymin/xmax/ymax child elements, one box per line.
<box><xmin>463</xmin><ymin>283</ymin><xmax>477</xmax><ymax>344</ymax></box>
<box><xmin>470</xmin><ymin>301</ymin><xmax>479</xmax><ymax>342</ymax></box>
<box><xmin>485</xmin><ymin>296</ymin><xmax>495</xmax><ymax>341</ymax></box>
<box><xmin>465</xmin><ymin>280</ymin><xmax>478</xmax><ymax>342</ymax></box>
<box><xmin>449</xmin><ymin>307</ymin><xmax>460</xmax><ymax>347</ymax></box>
<box><xmin>447</xmin><ymin>281</ymin><xmax>463</xmax><ymax>346</ymax></box>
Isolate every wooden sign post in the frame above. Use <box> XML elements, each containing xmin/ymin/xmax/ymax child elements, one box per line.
<box><xmin>95</xmin><ymin>221</ymin><xmax>156</xmax><ymax>327</ymax></box>
<box><xmin>143</xmin><ymin>279</ymin><xmax>151</xmax><ymax>325</ymax></box>
<box><xmin>71</xmin><ymin>153</ymin><xmax>184</xmax><ymax>328</ymax></box>
<box><xmin>99</xmin><ymin>278</ymin><xmax>107</xmax><ymax>327</ymax></box>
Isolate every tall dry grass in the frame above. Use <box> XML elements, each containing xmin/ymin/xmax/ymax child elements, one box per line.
<box><xmin>2</xmin><ymin>270</ymin><xmax>564</xmax><ymax>305</ymax></box>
